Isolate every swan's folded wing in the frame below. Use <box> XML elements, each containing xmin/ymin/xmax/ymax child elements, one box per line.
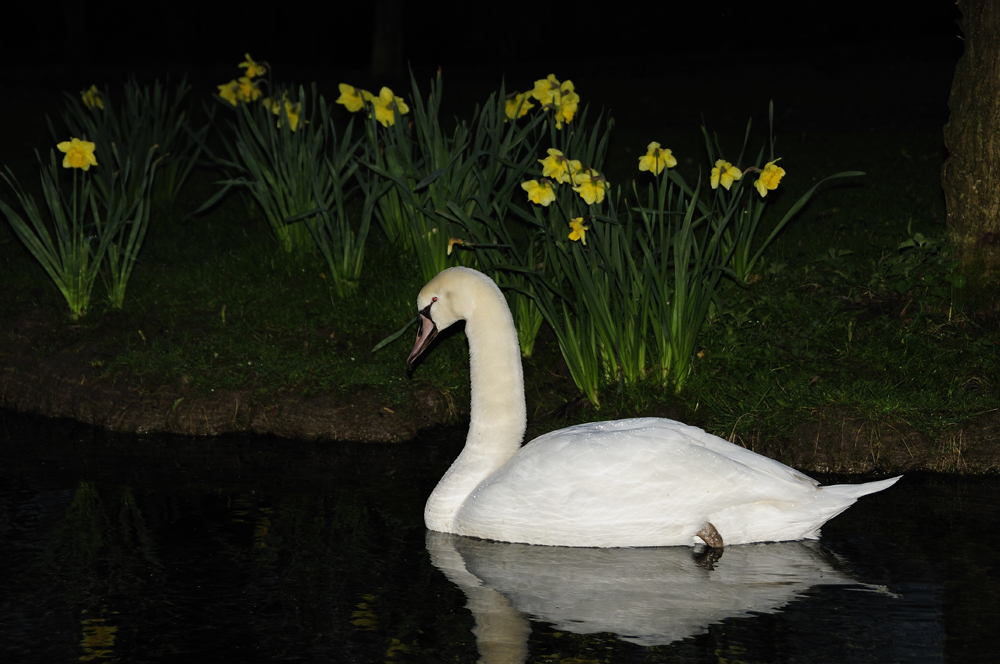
<box><xmin>630</xmin><ymin>418</ymin><xmax>820</xmax><ymax>489</ymax></box>
<box><xmin>453</xmin><ymin>418</ymin><xmax>821</xmax><ymax>547</ymax></box>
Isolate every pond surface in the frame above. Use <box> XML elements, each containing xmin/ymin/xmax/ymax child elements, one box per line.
<box><xmin>1</xmin><ymin>410</ymin><xmax>998</xmax><ymax>663</ymax></box>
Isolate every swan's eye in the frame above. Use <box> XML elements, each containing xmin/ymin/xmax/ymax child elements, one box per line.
<box><xmin>418</xmin><ymin>297</ymin><xmax>436</xmax><ymax>320</ymax></box>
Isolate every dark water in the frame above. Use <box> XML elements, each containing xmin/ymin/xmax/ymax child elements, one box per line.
<box><xmin>1</xmin><ymin>411</ymin><xmax>998</xmax><ymax>663</ymax></box>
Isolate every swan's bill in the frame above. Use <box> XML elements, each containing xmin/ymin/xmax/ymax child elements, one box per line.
<box><xmin>407</xmin><ymin>305</ymin><xmax>438</xmax><ymax>368</ymax></box>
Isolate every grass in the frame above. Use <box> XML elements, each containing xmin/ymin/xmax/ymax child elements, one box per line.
<box><xmin>1</xmin><ymin>75</ymin><xmax>997</xmax><ymax>449</ymax></box>
<box><xmin>685</xmin><ymin>258</ymin><xmax>998</xmax><ymax>442</ymax></box>
<box><xmin>0</xmin><ymin>161</ymin><xmax>472</xmax><ymax>407</ymax></box>
<box><xmin>680</xmin><ymin>130</ymin><xmax>1000</xmax><ymax>444</ymax></box>
<box><xmin>81</xmin><ymin>190</ymin><xmax>469</xmax><ymax>405</ymax></box>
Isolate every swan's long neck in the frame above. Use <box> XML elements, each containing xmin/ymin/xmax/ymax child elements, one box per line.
<box><xmin>424</xmin><ymin>280</ymin><xmax>526</xmax><ymax>532</ymax></box>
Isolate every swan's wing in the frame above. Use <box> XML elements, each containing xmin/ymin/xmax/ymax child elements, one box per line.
<box><xmin>531</xmin><ymin>418</ymin><xmax>819</xmax><ymax>488</ymax></box>
<box><xmin>454</xmin><ymin>418</ymin><xmax>821</xmax><ymax>547</ymax></box>
<box><xmin>640</xmin><ymin>419</ymin><xmax>820</xmax><ymax>489</ymax></box>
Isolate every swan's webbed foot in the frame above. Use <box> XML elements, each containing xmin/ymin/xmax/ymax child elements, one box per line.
<box><xmin>692</xmin><ymin>545</ymin><xmax>724</xmax><ymax>570</ymax></box>
<box><xmin>696</xmin><ymin>522</ymin><xmax>724</xmax><ymax>549</ymax></box>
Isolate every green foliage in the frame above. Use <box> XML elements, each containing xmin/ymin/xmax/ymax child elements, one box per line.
<box><xmin>3</xmin><ymin>66</ymin><xmax>995</xmax><ymax>442</ymax></box>
<box><xmin>95</xmin><ymin>223</ymin><xmax>469</xmax><ymax>402</ymax></box>
<box><xmin>868</xmin><ymin>222</ymin><xmax>965</xmax><ymax>301</ymax></box>
<box><xmin>700</xmin><ymin>102</ymin><xmax>865</xmax><ymax>282</ymax></box>
<box><xmin>446</xmin><ymin>98</ymin><xmax>728</xmax><ymax>404</ymax></box>
<box><xmin>365</xmin><ymin>70</ymin><xmax>466</xmax><ymax>279</ymax></box>
<box><xmin>51</xmin><ymin>77</ymin><xmax>201</xmax><ymax>205</ymax></box>
<box><xmin>441</xmin><ymin>100</ymin><xmax>616</xmax><ymax>372</ymax></box>
<box><xmin>1</xmin><ymin>152</ymin><xmax>111</xmax><ymax>319</ymax></box>
<box><xmin>361</xmin><ymin>69</ymin><xmax>545</xmax><ymax>283</ymax></box>
<box><xmin>8</xmin><ymin>77</ymin><xmax>195</xmax><ymax>315</ymax></box>
<box><xmin>635</xmin><ymin>177</ymin><xmax>729</xmax><ymax>393</ymax></box>
<box><xmin>101</xmin><ymin>143</ymin><xmax>161</xmax><ymax>309</ymax></box>
<box><xmin>199</xmin><ymin>84</ymin><xmax>374</xmax><ymax>296</ymax></box>
<box><xmin>1</xmin><ymin>144</ymin><xmax>161</xmax><ymax>316</ymax></box>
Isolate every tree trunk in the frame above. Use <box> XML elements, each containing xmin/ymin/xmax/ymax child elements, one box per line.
<box><xmin>942</xmin><ymin>0</ymin><xmax>1000</xmax><ymax>274</ymax></box>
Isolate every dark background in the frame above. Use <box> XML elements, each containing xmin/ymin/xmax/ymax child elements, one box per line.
<box><xmin>4</xmin><ymin>2</ymin><xmax>962</xmax><ymax>76</ymax></box>
<box><xmin>0</xmin><ymin>2</ymin><xmax>966</xmax><ymax>151</ymax></box>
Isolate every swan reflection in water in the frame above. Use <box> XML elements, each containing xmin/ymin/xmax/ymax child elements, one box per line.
<box><xmin>427</xmin><ymin>532</ymin><xmax>867</xmax><ymax>663</ymax></box>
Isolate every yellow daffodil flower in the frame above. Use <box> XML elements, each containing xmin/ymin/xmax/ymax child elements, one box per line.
<box><xmin>218</xmin><ymin>80</ymin><xmax>240</xmax><ymax>106</ymax></box>
<box><xmin>710</xmin><ymin>160</ymin><xmax>743</xmax><ymax>190</ymax></box>
<box><xmin>371</xmin><ymin>87</ymin><xmax>410</xmax><ymax>127</ymax></box>
<box><xmin>754</xmin><ymin>159</ymin><xmax>785</xmax><ymax>197</ymax></box>
<box><xmin>236</xmin><ymin>76</ymin><xmax>262</xmax><ymax>103</ymax></box>
<box><xmin>531</xmin><ymin>75</ymin><xmax>578</xmax><ymax>129</ymax></box>
<box><xmin>572</xmin><ymin>168</ymin><xmax>607</xmax><ymax>205</ymax></box>
<box><xmin>265</xmin><ymin>95</ymin><xmax>302</xmax><ymax>131</ymax></box>
<box><xmin>551</xmin><ymin>90</ymin><xmax>579</xmax><ymax>129</ymax></box>
<box><xmin>238</xmin><ymin>53</ymin><xmax>267</xmax><ymax>78</ymax></box>
<box><xmin>337</xmin><ymin>83</ymin><xmax>372</xmax><ymax>113</ymax></box>
<box><xmin>638</xmin><ymin>142</ymin><xmax>677</xmax><ymax>175</ymax></box>
<box><xmin>531</xmin><ymin>74</ymin><xmax>561</xmax><ymax>105</ymax></box>
<box><xmin>57</xmin><ymin>137</ymin><xmax>97</xmax><ymax>171</ymax></box>
<box><xmin>538</xmin><ymin>148</ymin><xmax>581</xmax><ymax>184</ymax></box>
<box><xmin>505</xmin><ymin>92</ymin><xmax>534</xmax><ymax>120</ymax></box>
<box><xmin>568</xmin><ymin>217</ymin><xmax>589</xmax><ymax>245</ymax></box>
<box><xmin>80</xmin><ymin>85</ymin><xmax>103</xmax><ymax>110</ymax></box>
<box><xmin>531</xmin><ymin>74</ymin><xmax>575</xmax><ymax>106</ymax></box>
<box><xmin>521</xmin><ymin>179</ymin><xmax>557</xmax><ymax>206</ymax></box>
<box><xmin>282</xmin><ymin>99</ymin><xmax>301</xmax><ymax>131</ymax></box>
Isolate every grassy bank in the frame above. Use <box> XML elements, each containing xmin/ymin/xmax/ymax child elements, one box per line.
<box><xmin>1</xmin><ymin>70</ymin><xmax>997</xmax><ymax>453</ymax></box>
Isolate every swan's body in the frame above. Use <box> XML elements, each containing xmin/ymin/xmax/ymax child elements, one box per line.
<box><xmin>408</xmin><ymin>267</ymin><xmax>900</xmax><ymax>547</ymax></box>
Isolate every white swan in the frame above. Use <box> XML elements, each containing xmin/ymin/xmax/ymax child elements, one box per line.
<box><xmin>407</xmin><ymin>267</ymin><xmax>900</xmax><ymax>548</ymax></box>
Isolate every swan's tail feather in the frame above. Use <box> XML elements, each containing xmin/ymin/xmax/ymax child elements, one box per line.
<box><xmin>709</xmin><ymin>476</ymin><xmax>902</xmax><ymax>545</ymax></box>
<box><xmin>804</xmin><ymin>475</ymin><xmax>903</xmax><ymax>534</ymax></box>
<box><xmin>788</xmin><ymin>475</ymin><xmax>902</xmax><ymax>539</ymax></box>
<box><xmin>821</xmin><ymin>475</ymin><xmax>902</xmax><ymax>501</ymax></box>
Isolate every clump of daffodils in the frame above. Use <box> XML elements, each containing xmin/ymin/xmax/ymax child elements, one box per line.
<box><xmin>218</xmin><ymin>53</ymin><xmax>266</xmax><ymax>106</ymax></box>
<box><xmin>335</xmin><ymin>83</ymin><xmax>409</xmax><ymax>127</ymax></box>
<box><xmin>504</xmin><ymin>74</ymin><xmax>580</xmax><ymax>129</ymax></box>
<box><xmin>641</xmin><ymin>139</ymin><xmax>786</xmax><ymax>198</ymax></box>
<box><xmin>715</xmin><ymin>158</ymin><xmax>787</xmax><ymax>197</ymax></box>
<box><xmin>521</xmin><ymin>148</ymin><xmax>608</xmax><ymax>211</ymax></box>
<box><xmin>538</xmin><ymin>148</ymin><xmax>580</xmax><ymax>184</ymax></box>
<box><xmin>519</xmin><ymin>146</ymin><xmax>607</xmax><ymax>245</ymax></box>
<box><xmin>709</xmin><ymin>159</ymin><xmax>785</xmax><ymax>198</ymax></box>
<box><xmin>531</xmin><ymin>74</ymin><xmax>579</xmax><ymax>129</ymax></box>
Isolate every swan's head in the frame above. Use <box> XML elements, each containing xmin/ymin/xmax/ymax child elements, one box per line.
<box><xmin>407</xmin><ymin>267</ymin><xmax>499</xmax><ymax>368</ymax></box>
